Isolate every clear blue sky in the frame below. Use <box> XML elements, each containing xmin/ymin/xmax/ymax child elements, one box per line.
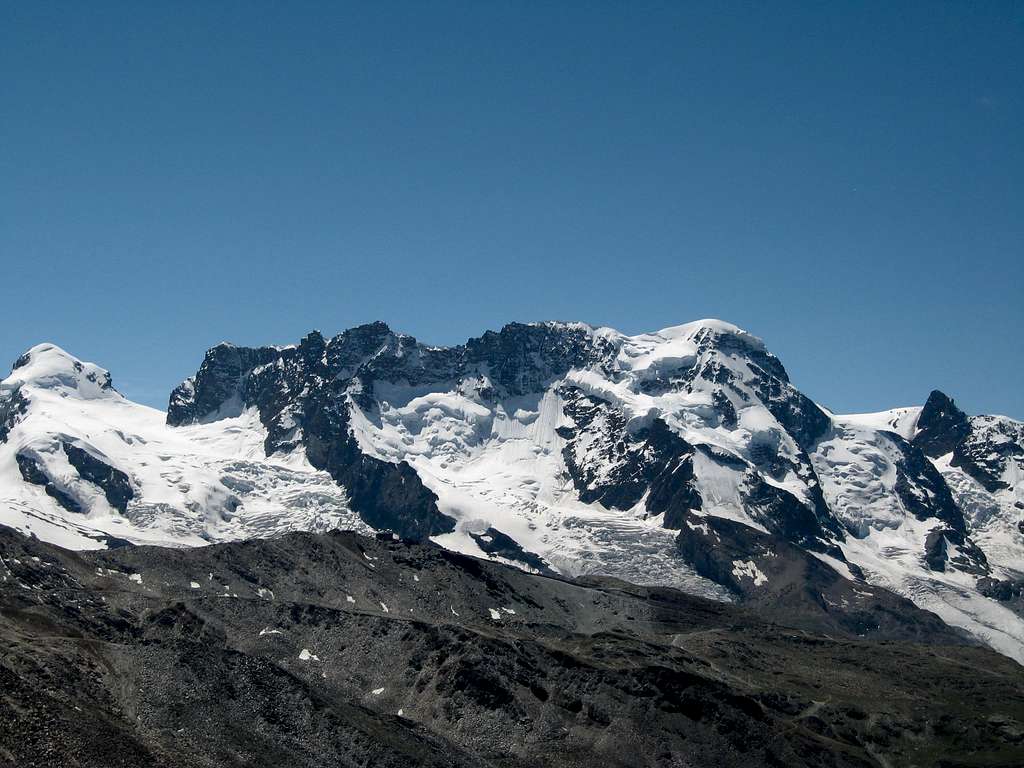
<box><xmin>2</xmin><ymin>2</ymin><xmax>1022</xmax><ymax>417</ymax></box>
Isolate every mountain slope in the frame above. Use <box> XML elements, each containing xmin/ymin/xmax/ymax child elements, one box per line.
<box><xmin>1</xmin><ymin>321</ymin><xmax>1022</xmax><ymax>662</ymax></box>
<box><xmin>0</xmin><ymin>344</ymin><xmax>366</xmax><ymax>550</ymax></box>
<box><xmin>2</xmin><ymin>525</ymin><xmax>1022</xmax><ymax>767</ymax></box>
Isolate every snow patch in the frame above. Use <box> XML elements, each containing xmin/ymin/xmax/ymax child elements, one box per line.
<box><xmin>731</xmin><ymin>560</ymin><xmax>768</xmax><ymax>586</ymax></box>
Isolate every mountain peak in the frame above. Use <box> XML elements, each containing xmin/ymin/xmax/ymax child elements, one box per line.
<box><xmin>2</xmin><ymin>343</ymin><xmax>117</xmax><ymax>400</ymax></box>
<box><xmin>923</xmin><ymin>389</ymin><xmax>961</xmax><ymax>412</ymax></box>
<box><xmin>913</xmin><ymin>389</ymin><xmax>970</xmax><ymax>457</ymax></box>
<box><xmin>657</xmin><ymin>318</ymin><xmax>749</xmax><ymax>337</ymax></box>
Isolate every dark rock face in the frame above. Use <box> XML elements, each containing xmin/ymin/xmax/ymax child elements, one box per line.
<box><xmin>463</xmin><ymin>322</ymin><xmax>614</xmax><ymax>397</ymax></box>
<box><xmin>2</xmin><ymin>525</ymin><xmax>1022</xmax><ymax>768</ymax></box>
<box><xmin>0</xmin><ymin>386</ymin><xmax>29</xmax><ymax>443</ymax></box>
<box><xmin>887</xmin><ymin>432</ymin><xmax>969</xmax><ymax>534</ymax></box>
<box><xmin>924</xmin><ymin>527</ymin><xmax>990</xmax><ymax>575</ymax></box>
<box><xmin>170</xmin><ymin>322</ymin><xmax>615</xmax><ymax>429</ymax></box>
<box><xmin>557</xmin><ymin>389</ymin><xmax>647</xmax><ymax>509</ymax></box>
<box><xmin>62</xmin><ymin>441</ymin><xmax>134</xmax><ymax>513</ymax></box>
<box><xmin>741</xmin><ymin>473</ymin><xmax>843</xmax><ymax>555</ymax></box>
<box><xmin>752</xmin><ymin>379</ymin><xmax>831</xmax><ymax>454</ymax></box>
<box><xmin>557</xmin><ymin>389</ymin><xmax>702</xmax><ymax>526</ymax></box>
<box><xmin>299</xmin><ymin>382</ymin><xmax>454</xmax><ymax>542</ymax></box>
<box><xmin>468</xmin><ymin>527</ymin><xmax>552</xmax><ymax>573</ymax></box>
<box><xmin>914</xmin><ymin>390</ymin><xmax>971</xmax><ymax>458</ymax></box>
<box><xmin>168</xmin><ymin>343</ymin><xmax>280</xmax><ymax>425</ymax></box>
<box><xmin>12</xmin><ymin>442</ymin><xmax>134</xmax><ymax>517</ymax></box>
<box><xmin>978</xmin><ymin>576</ymin><xmax>1024</xmax><ymax>615</ymax></box>
<box><xmin>15</xmin><ymin>452</ymin><xmax>83</xmax><ymax>514</ymax></box>
<box><xmin>923</xmin><ymin>529</ymin><xmax>950</xmax><ymax>572</ymax></box>
<box><xmin>643</xmin><ymin>426</ymin><xmax>703</xmax><ymax>529</ymax></box>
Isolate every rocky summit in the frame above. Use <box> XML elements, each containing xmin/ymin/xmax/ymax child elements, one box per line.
<box><xmin>1</xmin><ymin>319</ymin><xmax>1023</xmax><ymax>765</ymax></box>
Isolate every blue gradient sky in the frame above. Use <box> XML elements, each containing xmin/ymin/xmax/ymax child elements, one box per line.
<box><xmin>2</xmin><ymin>2</ymin><xmax>1022</xmax><ymax>416</ymax></box>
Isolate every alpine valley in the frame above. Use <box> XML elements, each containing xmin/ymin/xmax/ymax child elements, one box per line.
<box><xmin>2</xmin><ymin>319</ymin><xmax>1023</xmax><ymax>766</ymax></box>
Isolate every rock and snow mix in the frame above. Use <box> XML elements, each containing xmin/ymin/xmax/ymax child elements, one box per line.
<box><xmin>0</xmin><ymin>344</ymin><xmax>367</xmax><ymax>550</ymax></box>
<box><xmin>731</xmin><ymin>560</ymin><xmax>768</xmax><ymax>587</ymax></box>
<box><xmin>1</xmin><ymin>322</ymin><xmax>1022</xmax><ymax>662</ymax></box>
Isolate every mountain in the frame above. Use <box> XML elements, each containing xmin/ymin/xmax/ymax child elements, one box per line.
<box><xmin>2</xmin><ymin>525</ymin><xmax>1022</xmax><ymax>767</ymax></box>
<box><xmin>0</xmin><ymin>343</ymin><xmax>363</xmax><ymax>549</ymax></box>
<box><xmin>1</xmin><ymin>320</ymin><xmax>1022</xmax><ymax>663</ymax></box>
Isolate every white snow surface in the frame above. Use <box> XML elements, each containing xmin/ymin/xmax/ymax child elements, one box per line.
<box><xmin>0</xmin><ymin>344</ymin><xmax>367</xmax><ymax>549</ymax></box>
<box><xmin>812</xmin><ymin>418</ymin><xmax>910</xmax><ymax>536</ymax></box>
<box><xmin>828</xmin><ymin>407</ymin><xmax>922</xmax><ymax>440</ymax></box>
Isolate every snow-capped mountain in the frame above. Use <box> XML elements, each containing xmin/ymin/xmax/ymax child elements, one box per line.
<box><xmin>1</xmin><ymin>321</ymin><xmax>1022</xmax><ymax>661</ymax></box>
<box><xmin>0</xmin><ymin>344</ymin><xmax>367</xmax><ymax>550</ymax></box>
